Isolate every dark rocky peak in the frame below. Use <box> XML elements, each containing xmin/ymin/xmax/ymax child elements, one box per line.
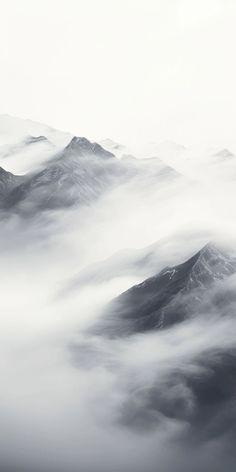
<box><xmin>64</xmin><ymin>136</ymin><xmax>115</xmax><ymax>159</ymax></box>
<box><xmin>2</xmin><ymin>136</ymin><xmax>119</xmax><ymax>212</ymax></box>
<box><xmin>122</xmin><ymin>243</ymin><xmax>236</xmax><ymax>305</ymax></box>
<box><xmin>94</xmin><ymin>243</ymin><xmax>236</xmax><ymax>337</ymax></box>
<box><xmin>157</xmin><ymin>243</ymin><xmax>236</xmax><ymax>292</ymax></box>
<box><xmin>183</xmin><ymin>243</ymin><xmax>236</xmax><ymax>288</ymax></box>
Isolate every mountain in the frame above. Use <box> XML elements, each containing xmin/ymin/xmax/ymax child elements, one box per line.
<box><xmin>95</xmin><ymin>244</ymin><xmax>236</xmax><ymax>337</ymax></box>
<box><xmin>0</xmin><ymin>116</ymin><xmax>189</xmax><ymax>216</ymax></box>
<box><xmin>212</xmin><ymin>148</ymin><xmax>234</xmax><ymax>160</ymax></box>
<box><xmin>64</xmin><ymin>234</ymin><xmax>204</xmax><ymax>294</ymax></box>
<box><xmin>0</xmin><ymin>115</ymin><xmax>73</xmax><ymax>175</ymax></box>
<box><xmin>0</xmin><ymin>132</ymin><xmax>184</xmax><ymax>215</ymax></box>
<box><xmin>81</xmin><ymin>243</ymin><xmax>236</xmax><ymax>444</ymax></box>
<box><xmin>64</xmin><ymin>136</ymin><xmax>115</xmax><ymax>159</ymax></box>
<box><xmin>0</xmin><ymin>136</ymin><xmax>128</xmax><ymax>213</ymax></box>
<box><xmin>0</xmin><ymin>167</ymin><xmax>25</xmax><ymax>199</ymax></box>
<box><xmin>0</xmin><ymin>114</ymin><xmax>71</xmax><ymax>147</ymax></box>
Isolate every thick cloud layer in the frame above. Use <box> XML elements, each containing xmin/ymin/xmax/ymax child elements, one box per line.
<box><xmin>0</xmin><ymin>118</ymin><xmax>236</xmax><ymax>471</ymax></box>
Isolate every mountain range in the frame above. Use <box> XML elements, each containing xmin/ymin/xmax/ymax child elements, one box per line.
<box><xmin>0</xmin><ymin>125</ymin><xmax>182</xmax><ymax>215</ymax></box>
<box><xmin>1</xmin><ymin>115</ymin><xmax>236</xmax><ymax>472</ymax></box>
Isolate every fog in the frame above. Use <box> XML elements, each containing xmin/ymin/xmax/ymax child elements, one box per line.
<box><xmin>1</xmin><ymin>122</ymin><xmax>236</xmax><ymax>472</ymax></box>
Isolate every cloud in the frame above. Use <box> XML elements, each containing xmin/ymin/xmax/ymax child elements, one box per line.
<box><xmin>1</xmin><ymin>119</ymin><xmax>236</xmax><ymax>471</ymax></box>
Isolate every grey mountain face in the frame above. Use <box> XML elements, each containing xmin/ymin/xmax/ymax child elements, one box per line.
<box><xmin>119</xmin><ymin>342</ymin><xmax>236</xmax><ymax>452</ymax></box>
<box><xmin>95</xmin><ymin>244</ymin><xmax>236</xmax><ymax>337</ymax></box>
<box><xmin>0</xmin><ymin>167</ymin><xmax>25</xmax><ymax>199</ymax></box>
<box><xmin>2</xmin><ymin>118</ymin><xmax>236</xmax><ymax>472</ymax></box>
<box><xmin>0</xmin><ymin>136</ymin><xmax>125</xmax><ymax>213</ymax></box>
<box><xmin>0</xmin><ymin>135</ymin><xmax>181</xmax><ymax>215</ymax></box>
<box><xmin>64</xmin><ymin>136</ymin><xmax>115</xmax><ymax>159</ymax></box>
<box><xmin>88</xmin><ymin>243</ymin><xmax>236</xmax><ymax>451</ymax></box>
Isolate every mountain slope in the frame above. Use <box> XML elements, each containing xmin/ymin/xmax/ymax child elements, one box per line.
<box><xmin>0</xmin><ymin>133</ymin><xmax>184</xmax><ymax>215</ymax></box>
<box><xmin>96</xmin><ymin>244</ymin><xmax>236</xmax><ymax>337</ymax></box>
<box><xmin>1</xmin><ymin>136</ymin><xmax>125</xmax><ymax>213</ymax></box>
<box><xmin>0</xmin><ymin>167</ymin><xmax>25</xmax><ymax>199</ymax></box>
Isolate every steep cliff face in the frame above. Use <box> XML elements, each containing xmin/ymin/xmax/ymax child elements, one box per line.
<box><xmin>97</xmin><ymin>244</ymin><xmax>236</xmax><ymax>337</ymax></box>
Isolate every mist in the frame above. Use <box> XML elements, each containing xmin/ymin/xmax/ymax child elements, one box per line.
<box><xmin>0</xmin><ymin>116</ymin><xmax>235</xmax><ymax>472</ymax></box>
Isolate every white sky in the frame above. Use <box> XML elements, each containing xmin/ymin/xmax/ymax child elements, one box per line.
<box><xmin>1</xmin><ymin>0</ymin><xmax>236</xmax><ymax>148</ymax></box>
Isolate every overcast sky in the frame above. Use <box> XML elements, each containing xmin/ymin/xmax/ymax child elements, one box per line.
<box><xmin>1</xmin><ymin>0</ymin><xmax>236</xmax><ymax>148</ymax></box>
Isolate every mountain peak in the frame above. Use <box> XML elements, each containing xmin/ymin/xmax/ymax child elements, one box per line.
<box><xmin>65</xmin><ymin>136</ymin><xmax>90</xmax><ymax>150</ymax></box>
<box><xmin>213</xmin><ymin>148</ymin><xmax>234</xmax><ymax>159</ymax></box>
<box><xmin>64</xmin><ymin>136</ymin><xmax>115</xmax><ymax>159</ymax></box>
<box><xmin>182</xmin><ymin>243</ymin><xmax>236</xmax><ymax>288</ymax></box>
<box><xmin>95</xmin><ymin>243</ymin><xmax>236</xmax><ymax>337</ymax></box>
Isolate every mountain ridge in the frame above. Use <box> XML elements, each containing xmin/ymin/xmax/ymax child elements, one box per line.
<box><xmin>95</xmin><ymin>243</ymin><xmax>236</xmax><ymax>337</ymax></box>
